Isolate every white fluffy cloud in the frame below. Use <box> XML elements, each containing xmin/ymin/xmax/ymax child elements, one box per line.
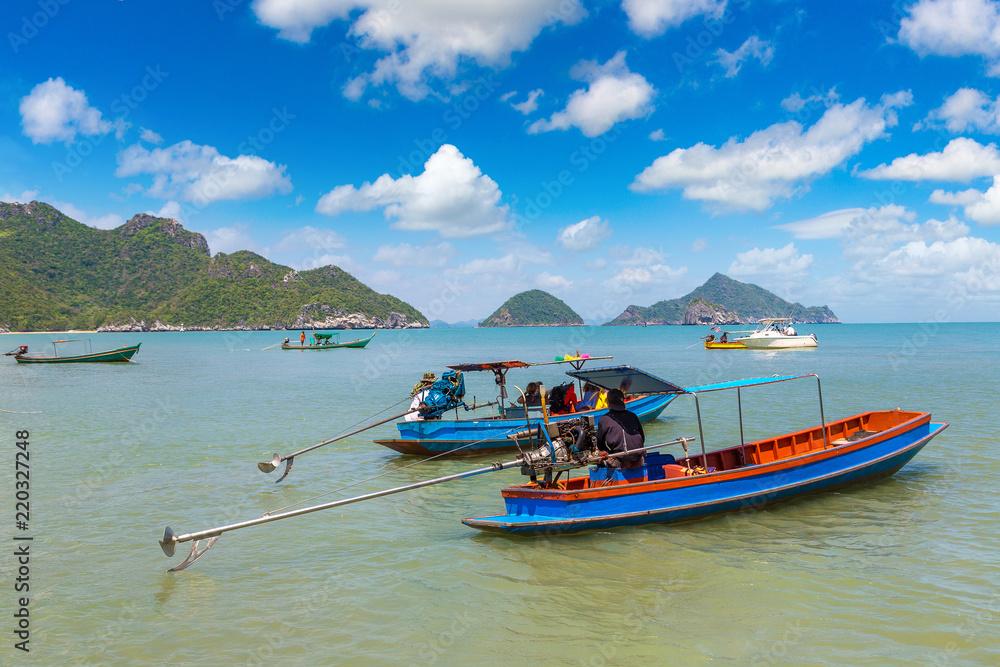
<box><xmin>372</xmin><ymin>242</ymin><xmax>458</xmax><ymax>267</ymax></box>
<box><xmin>861</xmin><ymin>138</ymin><xmax>1000</xmax><ymax>181</ymax></box>
<box><xmin>451</xmin><ymin>245</ymin><xmax>552</xmax><ymax>276</ymax></box>
<box><xmin>1</xmin><ymin>190</ymin><xmax>40</xmax><ymax>204</ymax></box>
<box><xmin>622</xmin><ymin>0</ymin><xmax>727</xmax><ymax>37</ymax></box>
<box><xmin>632</xmin><ymin>93</ymin><xmax>911</xmax><ymax>211</ymax></box>
<box><xmin>557</xmin><ymin>216</ymin><xmax>611</xmax><ymax>251</ymax></box>
<box><xmin>842</xmin><ymin>209</ymin><xmax>969</xmax><ymax>260</ymax></box>
<box><xmin>778</xmin><ymin>205</ymin><xmax>972</xmax><ymax>261</ymax></box>
<box><xmin>932</xmin><ymin>175</ymin><xmax>1000</xmax><ymax>224</ymax></box>
<box><xmin>528</xmin><ymin>51</ymin><xmax>655</xmax><ymax>137</ymax></box>
<box><xmin>204</xmin><ymin>224</ymin><xmax>270</xmax><ymax>257</ymax></box>
<box><xmin>253</xmin><ymin>0</ymin><xmax>585</xmax><ymax>100</ymax></box>
<box><xmin>605</xmin><ymin>245</ymin><xmax>685</xmax><ymax>287</ymax></box>
<box><xmin>115</xmin><ymin>139</ymin><xmax>293</xmax><ymax>204</ymax></box>
<box><xmin>714</xmin><ymin>35</ymin><xmax>774</xmax><ymax>78</ymax></box>
<box><xmin>728</xmin><ymin>243</ymin><xmax>813</xmax><ymax>277</ymax></box>
<box><xmin>316</xmin><ymin>144</ymin><xmax>511</xmax><ymax>238</ymax></box>
<box><xmin>873</xmin><ymin>236</ymin><xmax>1000</xmax><ymax>286</ymax></box>
<box><xmin>140</xmin><ymin>128</ymin><xmax>164</xmax><ymax>144</ymax></box>
<box><xmin>51</xmin><ymin>201</ymin><xmax>124</xmax><ymax>230</ymax></box>
<box><xmin>19</xmin><ymin>78</ymin><xmax>112</xmax><ymax>145</ymax></box>
<box><xmin>276</xmin><ymin>226</ymin><xmax>348</xmax><ymax>252</ymax></box>
<box><xmin>510</xmin><ymin>89</ymin><xmax>543</xmax><ymax>115</ymax></box>
<box><xmin>776</xmin><ymin>208</ymin><xmax>868</xmax><ymax>239</ymax></box>
<box><xmin>899</xmin><ymin>0</ymin><xmax>1000</xmax><ymax>65</ymax></box>
<box><xmin>781</xmin><ymin>88</ymin><xmax>840</xmax><ymax>113</ymax></box>
<box><xmin>920</xmin><ymin>88</ymin><xmax>1000</xmax><ymax>132</ymax></box>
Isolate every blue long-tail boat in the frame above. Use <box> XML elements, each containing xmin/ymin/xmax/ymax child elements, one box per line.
<box><xmin>373</xmin><ymin>357</ymin><xmax>677</xmax><ymax>456</ymax></box>
<box><xmin>462</xmin><ymin>368</ymin><xmax>948</xmax><ymax>534</ymax></box>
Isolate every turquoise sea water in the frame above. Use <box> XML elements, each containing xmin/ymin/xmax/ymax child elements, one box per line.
<box><xmin>1</xmin><ymin>324</ymin><xmax>998</xmax><ymax>665</ymax></box>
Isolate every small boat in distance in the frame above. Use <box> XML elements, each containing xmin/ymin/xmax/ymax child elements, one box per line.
<box><xmin>280</xmin><ymin>332</ymin><xmax>375</xmax><ymax>350</ymax></box>
<box><xmin>734</xmin><ymin>318</ymin><xmax>818</xmax><ymax>349</ymax></box>
<box><xmin>5</xmin><ymin>339</ymin><xmax>141</xmax><ymax>364</ymax></box>
<box><xmin>702</xmin><ymin>331</ymin><xmax>749</xmax><ymax>349</ymax></box>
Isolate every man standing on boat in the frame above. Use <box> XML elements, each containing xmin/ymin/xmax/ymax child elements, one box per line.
<box><xmin>406</xmin><ymin>373</ymin><xmax>436</xmax><ymax>422</ymax></box>
<box><xmin>596</xmin><ymin>389</ymin><xmax>645</xmax><ymax>470</ymax></box>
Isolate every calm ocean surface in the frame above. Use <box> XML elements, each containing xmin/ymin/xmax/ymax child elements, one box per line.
<box><xmin>1</xmin><ymin>324</ymin><xmax>998</xmax><ymax>665</ymax></box>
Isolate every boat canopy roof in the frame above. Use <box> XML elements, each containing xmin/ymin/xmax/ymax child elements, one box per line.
<box><xmin>683</xmin><ymin>373</ymin><xmax>815</xmax><ymax>393</ymax></box>
<box><xmin>447</xmin><ymin>355</ymin><xmax>612</xmax><ymax>373</ymax></box>
<box><xmin>568</xmin><ymin>367</ymin><xmax>816</xmax><ymax>396</ymax></box>
<box><xmin>447</xmin><ymin>360</ymin><xmax>532</xmax><ymax>372</ymax></box>
<box><xmin>567</xmin><ymin>365</ymin><xmax>685</xmax><ymax>395</ymax></box>
<box><xmin>757</xmin><ymin>317</ymin><xmax>792</xmax><ymax>324</ymax></box>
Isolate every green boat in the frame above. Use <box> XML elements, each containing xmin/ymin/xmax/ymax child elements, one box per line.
<box><xmin>5</xmin><ymin>339</ymin><xmax>141</xmax><ymax>364</ymax></box>
<box><xmin>280</xmin><ymin>332</ymin><xmax>375</xmax><ymax>350</ymax></box>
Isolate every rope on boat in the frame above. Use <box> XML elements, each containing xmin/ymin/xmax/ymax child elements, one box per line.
<box><xmin>263</xmin><ymin>426</ymin><xmax>525</xmax><ymax>516</ymax></box>
<box><xmin>329</xmin><ymin>395</ymin><xmax>412</xmax><ymax>439</ymax></box>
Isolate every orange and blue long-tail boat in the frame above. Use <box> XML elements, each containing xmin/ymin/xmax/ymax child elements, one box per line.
<box><xmin>462</xmin><ymin>367</ymin><xmax>948</xmax><ymax>534</ymax></box>
<box><xmin>373</xmin><ymin>357</ymin><xmax>677</xmax><ymax>457</ymax></box>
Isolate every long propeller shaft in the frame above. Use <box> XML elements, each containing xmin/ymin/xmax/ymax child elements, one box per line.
<box><xmin>162</xmin><ymin>459</ymin><xmax>520</xmax><ymax>560</ymax></box>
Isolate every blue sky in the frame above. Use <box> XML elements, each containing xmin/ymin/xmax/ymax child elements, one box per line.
<box><xmin>3</xmin><ymin>0</ymin><xmax>1000</xmax><ymax>323</ymax></box>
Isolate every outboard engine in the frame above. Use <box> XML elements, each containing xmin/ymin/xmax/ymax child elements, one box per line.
<box><xmin>417</xmin><ymin>370</ymin><xmax>467</xmax><ymax>419</ymax></box>
<box><xmin>511</xmin><ymin>416</ymin><xmax>598</xmax><ymax>483</ymax></box>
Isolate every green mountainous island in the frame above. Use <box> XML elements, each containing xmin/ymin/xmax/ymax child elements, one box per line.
<box><xmin>0</xmin><ymin>201</ymin><xmax>428</xmax><ymax>332</ymax></box>
<box><xmin>479</xmin><ymin>290</ymin><xmax>584</xmax><ymax>327</ymax></box>
<box><xmin>606</xmin><ymin>273</ymin><xmax>840</xmax><ymax>325</ymax></box>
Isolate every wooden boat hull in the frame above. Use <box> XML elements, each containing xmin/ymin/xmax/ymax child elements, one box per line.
<box><xmin>463</xmin><ymin>411</ymin><xmax>947</xmax><ymax>533</ymax></box>
<box><xmin>377</xmin><ymin>394</ymin><xmax>677</xmax><ymax>456</ymax></box>
<box><xmin>281</xmin><ymin>334</ymin><xmax>375</xmax><ymax>350</ymax></box>
<box><xmin>13</xmin><ymin>343</ymin><xmax>141</xmax><ymax>364</ymax></box>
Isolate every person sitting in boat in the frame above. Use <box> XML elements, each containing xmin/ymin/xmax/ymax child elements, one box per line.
<box><xmin>596</xmin><ymin>389</ymin><xmax>645</xmax><ymax>470</ymax></box>
<box><xmin>720</xmin><ymin>332</ymin><xmax>729</xmax><ymax>343</ymax></box>
<box><xmin>517</xmin><ymin>382</ymin><xmax>542</xmax><ymax>407</ymax></box>
<box><xmin>785</xmin><ymin>324</ymin><xmax>796</xmax><ymax>336</ymax></box>
<box><xmin>406</xmin><ymin>373</ymin><xmax>437</xmax><ymax>421</ymax></box>
<box><xmin>283</xmin><ymin>337</ymin><xmax>290</xmax><ymax>345</ymax></box>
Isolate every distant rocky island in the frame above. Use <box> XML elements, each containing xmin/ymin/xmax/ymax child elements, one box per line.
<box><xmin>479</xmin><ymin>290</ymin><xmax>584</xmax><ymax>327</ymax></box>
<box><xmin>606</xmin><ymin>273</ymin><xmax>839</xmax><ymax>325</ymax></box>
<box><xmin>0</xmin><ymin>201</ymin><xmax>428</xmax><ymax>332</ymax></box>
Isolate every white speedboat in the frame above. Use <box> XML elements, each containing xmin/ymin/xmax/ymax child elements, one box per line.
<box><xmin>734</xmin><ymin>318</ymin><xmax>818</xmax><ymax>349</ymax></box>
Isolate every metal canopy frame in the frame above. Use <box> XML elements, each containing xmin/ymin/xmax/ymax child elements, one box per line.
<box><xmin>566</xmin><ymin>367</ymin><xmax>828</xmax><ymax>469</ymax></box>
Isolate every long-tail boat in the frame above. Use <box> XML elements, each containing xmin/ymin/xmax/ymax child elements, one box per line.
<box><xmin>5</xmin><ymin>339</ymin><xmax>141</xmax><ymax>364</ymax></box>
<box><xmin>158</xmin><ymin>368</ymin><xmax>946</xmax><ymax>571</ymax></box>
<box><xmin>463</xmin><ymin>368</ymin><xmax>945</xmax><ymax>533</ymax></box>
<box><xmin>280</xmin><ymin>332</ymin><xmax>375</xmax><ymax>350</ymax></box>
<box><xmin>372</xmin><ymin>356</ymin><xmax>677</xmax><ymax>456</ymax></box>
